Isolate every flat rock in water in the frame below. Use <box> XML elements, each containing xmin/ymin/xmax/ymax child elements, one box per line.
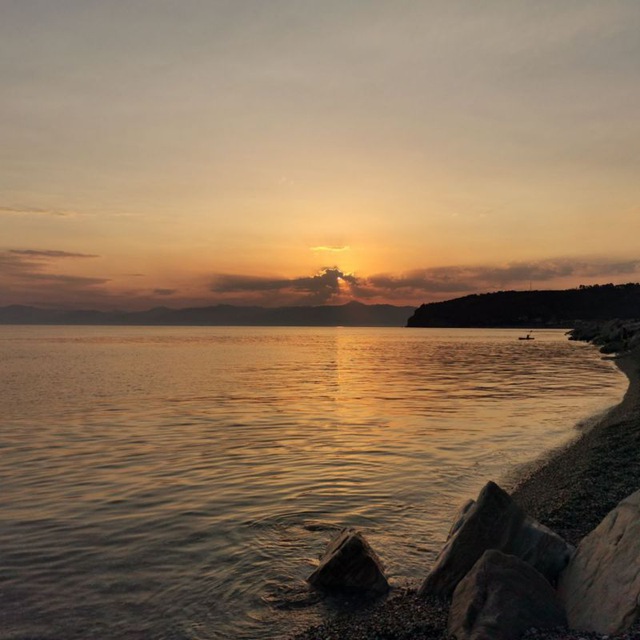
<box><xmin>307</xmin><ymin>528</ymin><xmax>389</xmax><ymax>594</ymax></box>
<box><xmin>420</xmin><ymin>481</ymin><xmax>573</xmax><ymax>597</ymax></box>
<box><xmin>559</xmin><ymin>488</ymin><xmax>640</xmax><ymax>634</ymax></box>
<box><xmin>448</xmin><ymin>549</ymin><xmax>567</xmax><ymax>640</ymax></box>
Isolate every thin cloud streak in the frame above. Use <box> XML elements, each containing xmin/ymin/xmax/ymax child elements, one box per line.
<box><xmin>0</xmin><ymin>205</ymin><xmax>79</xmax><ymax>218</ymax></box>
<box><xmin>9</xmin><ymin>249</ymin><xmax>99</xmax><ymax>259</ymax></box>
<box><xmin>18</xmin><ymin>272</ymin><xmax>109</xmax><ymax>286</ymax></box>
<box><xmin>310</xmin><ymin>246</ymin><xmax>351</xmax><ymax>252</ymax></box>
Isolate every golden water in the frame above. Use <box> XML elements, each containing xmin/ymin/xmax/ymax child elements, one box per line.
<box><xmin>0</xmin><ymin>326</ymin><xmax>627</xmax><ymax>638</ymax></box>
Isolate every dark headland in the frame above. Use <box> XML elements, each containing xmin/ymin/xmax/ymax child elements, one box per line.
<box><xmin>293</xmin><ymin>320</ymin><xmax>640</xmax><ymax>640</ymax></box>
<box><xmin>407</xmin><ymin>283</ymin><xmax>640</xmax><ymax>328</ymax></box>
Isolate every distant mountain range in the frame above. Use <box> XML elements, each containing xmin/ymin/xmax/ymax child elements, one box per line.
<box><xmin>407</xmin><ymin>283</ymin><xmax>640</xmax><ymax>328</ymax></box>
<box><xmin>0</xmin><ymin>301</ymin><xmax>416</xmax><ymax>327</ymax></box>
<box><xmin>7</xmin><ymin>283</ymin><xmax>640</xmax><ymax>328</ymax></box>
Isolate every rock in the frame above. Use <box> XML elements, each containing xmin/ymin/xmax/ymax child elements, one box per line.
<box><xmin>420</xmin><ymin>482</ymin><xmax>523</xmax><ymax>597</ymax></box>
<box><xmin>509</xmin><ymin>515</ymin><xmax>575</xmax><ymax>587</ymax></box>
<box><xmin>569</xmin><ymin>321</ymin><xmax>603</xmax><ymax>342</ymax></box>
<box><xmin>570</xmin><ymin>319</ymin><xmax>640</xmax><ymax>354</ymax></box>
<box><xmin>307</xmin><ymin>528</ymin><xmax>389</xmax><ymax>594</ymax></box>
<box><xmin>448</xmin><ymin>550</ymin><xmax>567</xmax><ymax>640</ymax></box>
<box><xmin>599</xmin><ymin>340</ymin><xmax>626</xmax><ymax>354</ymax></box>
<box><xmin>419</xmin><ymin>481</ymin><xmax>573</xmax><ymax>597</ymax></box>
<box><xmin>559</xmin><ymin>489</ymin><xmax>640</xmax><ymax>634</ymax></box>
<box><xmin>446</xmin><ymin>499</ymin><xmax>475</xmax><ymax>540</ymax></box>
<box><xmin>628</xmin><ymin>331</ymin><xmax>640</xmax><ymax>350</ymax></box>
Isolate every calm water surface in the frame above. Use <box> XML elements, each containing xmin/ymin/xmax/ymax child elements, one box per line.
<box><xmin>0</xmin><ymin>326</ymin><xmax>627</xmax><ymax>639</ymax></box>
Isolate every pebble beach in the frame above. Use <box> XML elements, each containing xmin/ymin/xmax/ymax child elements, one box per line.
<box><xmin>293</xmin><ymin>346</ymin><xmax>640</xmax><ymax>640</ymax></box>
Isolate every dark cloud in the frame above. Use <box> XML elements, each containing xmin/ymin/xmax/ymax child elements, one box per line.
<box><xmin>0</xmin><ymin>251</ymin><xmax>47</xmax><ymax>277</ymax></box>
<box><xmin>211</xmin><ymin>267</ymin><xmax>359</xmax><ymax>304</ymax></box>
<box><xmin>462</xmin><ymin>259</ymin><xmax>640</xmax><ymax>286</ymax></box>
<box><xmin>568</xmin><ymin>260</ymin><xmax>640</xmax><ymax>277</ymax></box>
<box><xmin>363</xmin><ymin>259</ymin><xmax>640</xmax><ymax>301</ymax></box>
<box><xmin>2</xmin><ymin>251</ymin><xmax>639</xmax><ymax>310</ymax></box>
<box><xmin>209</xmin><ymin>258</ymin><xmax>640</xmax><ymax>305</ymax></box>
<box><xmin>0</xmin><ymin>249</ymin><xmax>109</xmax><ymax>308</ymax></box>
<box><xmin>367</xmin><ymin>270</ymin><xmax>475</xmax><ymax>294</ymax></box>
<box><xmin>212</xmin><ymin>274</ymin><xmax>291</xmax><ymax>293</ymax></box>
<box><xmin>0</xmin><ymin>249</ymin><xmax>103</xmax><ymax>285</ymax></box>
<box><xmin>482</xmin><ymin>258</ymin><xmax>638</xmax><ymax>286</ymax></box>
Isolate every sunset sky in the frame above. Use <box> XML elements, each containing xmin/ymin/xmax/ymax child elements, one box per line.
<box><xmin>2</xmin><ymin>1</ymin><xmax>639</xmax><ymax>310</ymax></box>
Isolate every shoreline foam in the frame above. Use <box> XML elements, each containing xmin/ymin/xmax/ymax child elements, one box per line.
<box><xmin>293</xmin><ymin>347</ymin><xmax>640</xmax><ymax>639</ymax></box>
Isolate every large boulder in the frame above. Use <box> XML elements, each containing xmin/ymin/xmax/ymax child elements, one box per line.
<box><xmin>307</xmin><ymin>528</ymin><xmax>389</xmax><ymax>594</ymax></box>
<box><xmin>448</xmin><ymin>550</ymin><xmax>567</xmax><ymax>640</ymax></box>
<box><xmin>509</xmin><ymin>514</ymin><xmax>574</xmax><ymax>584</ymax></box>
<box><xmin>419</xmin><ymin>481</ymin><xmax>573</xmax><ymax>597</ymax></box>
<box><xmin>559</xmin><ymin>489</ymin><xmax>640</xmax><ymax>634</ymax></box>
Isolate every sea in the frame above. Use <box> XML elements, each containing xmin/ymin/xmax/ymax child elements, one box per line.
<box><xmin>0</xmin><ymin>326</ymin><xmax>628</xmax><ymax>640</ymax></box>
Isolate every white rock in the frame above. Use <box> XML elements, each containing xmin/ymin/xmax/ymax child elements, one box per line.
<box><xmin>559</xmin><ymin>489</ymin><xmax>640</xmax><ymax>634</ymax></box>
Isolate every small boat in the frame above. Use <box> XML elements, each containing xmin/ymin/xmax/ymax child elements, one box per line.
<box><xmin>518</xmin><ymin>332</ymin><xmax>534</xmax><ymax>341</ymax></box>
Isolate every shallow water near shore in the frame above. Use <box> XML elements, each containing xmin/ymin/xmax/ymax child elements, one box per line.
<box><xmin>0</xmin><ymin>326</ymin><xmax>627</xmax><ymax>639</ymax></box>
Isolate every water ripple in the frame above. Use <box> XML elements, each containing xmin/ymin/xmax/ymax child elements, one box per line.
<box><xmin>0</xmin><ymin>326</ymin><xmax>627</xmax><ymax>639</ymax></box>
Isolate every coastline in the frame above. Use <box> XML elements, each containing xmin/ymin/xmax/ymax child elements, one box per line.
<box><xmin>511</xmin><ymin>347</ymin><xmax>640</xmax><ymax>547</ymax></box>
<box><xmin>293</xmin><ymin>346</ymin><xmax>640</xmax><ymax>639</ymax></box>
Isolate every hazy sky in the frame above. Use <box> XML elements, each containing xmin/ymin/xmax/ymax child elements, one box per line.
<box><xmin>2</xmin><ymin>1</ymin><xmax>640</xmax><ymax>309</ymax></box>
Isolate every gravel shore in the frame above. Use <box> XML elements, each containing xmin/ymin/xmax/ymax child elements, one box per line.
<box><xmin>292</xmin><ymin>348</ymin><xmax>640</xmax><ymax>640</ymax></box>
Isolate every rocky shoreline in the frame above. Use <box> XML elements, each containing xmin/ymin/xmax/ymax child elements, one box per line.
<box><xmin>292</xmin><ymin>324</ymin><xmax>640</xmax><ymax>640</ymax></box>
